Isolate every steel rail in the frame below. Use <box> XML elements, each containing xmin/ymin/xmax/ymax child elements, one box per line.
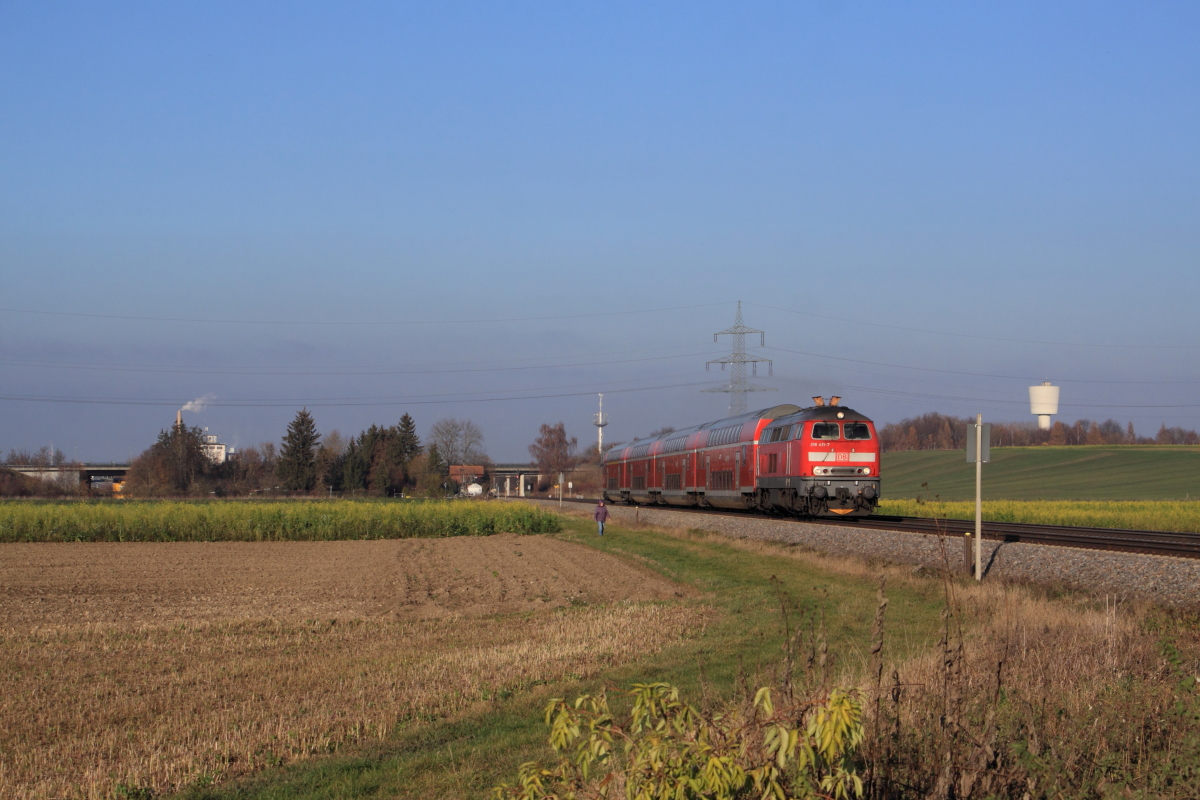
<box><xmin>554</xmin><ymin>498</ymin><xmax>1200</xmax><ymax>560</ymax></box>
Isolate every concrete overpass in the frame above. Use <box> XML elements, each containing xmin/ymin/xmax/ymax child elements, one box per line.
<box><xmin>5</xmin><ymin>463</ymin><xmax>131</xmax><ymax>484</ymax></box>
<box><xmin>488</xmin><ymin>463</ymin><xmax>541</xmax><ymax>497</ymax></box>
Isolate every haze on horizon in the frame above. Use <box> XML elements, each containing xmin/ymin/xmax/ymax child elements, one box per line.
<box><xmin>2</xmin><ymin>2</ymin><xmax>1197</xmax><ymax>463</ymax></box>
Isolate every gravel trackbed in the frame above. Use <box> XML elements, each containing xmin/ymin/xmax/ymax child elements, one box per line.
<box><xmin>538</xmin><ymin>500</ymin><xmax>1200</xmax><ymax>608</ymax></box>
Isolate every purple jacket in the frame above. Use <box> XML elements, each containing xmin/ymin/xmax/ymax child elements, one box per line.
<box><xmin>594</xmin><ymin>504</ymin><xmax>609</xmax><ymax>522</ymax></box>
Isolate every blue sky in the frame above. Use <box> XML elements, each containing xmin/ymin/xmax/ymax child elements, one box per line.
<box><xmin>1</xmin><ymin>2</ymin><xmax>1197</xmax><ymax>462</ymax></box>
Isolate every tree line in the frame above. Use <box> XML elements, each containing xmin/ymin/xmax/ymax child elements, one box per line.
<box><xmin>878</xmin><ymin>412</ymin><xmax>1200</xmax><ymax>452</ymax></box>
<box><xmin>120</xmin><ymin>410</ymin><xmax>489</xmax><ymax>497</ymax></box>
<box><xmin>2</xmin><ymin>414</ymin><xmax>595</xmax><ymax>498</ymax></box>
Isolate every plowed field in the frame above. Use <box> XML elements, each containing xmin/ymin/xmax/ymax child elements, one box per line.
<box><xmin>0</xmin><ymin>533</ymin><xmax>690</xmax><ymax>628</ymax></box>
<box><xmin>0</xmin><ymin>534</ymin><xmax>709</xmax><ymax>798</ymax></box>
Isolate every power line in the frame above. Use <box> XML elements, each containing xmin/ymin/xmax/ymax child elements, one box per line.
<box><xmin>763</xmin><ymin>346</ymin><xmax>1200</xmax><ymax>385</ymax></box>
<box><xmin>0</xmin><ymin>348</ymin><xmax>724</xmax><ymax>377</ymax></box>
<box><xmin>0</xmin><ymin>380</ymin><xmax>715</xmax><ymax>409</ymax></box>
<box><xmin>844</xmin><ymin>385</ymin><xmax>1200</xmax><ymax>409</ymax></box>
<box><xmin>0</xmin><ymin>302</ymin><xmax>730</xmax><ymax>327</ymax></box>
<box><xmin>748</xmin><ymin>302</ymin><xmax>1200</xmax><ymax>350</ymax></box>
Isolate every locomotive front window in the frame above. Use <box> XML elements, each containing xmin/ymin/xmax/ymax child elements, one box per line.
<box><xmin>811</xmin><ymin>423</ymin><xmax>840</xmax><ymax>440</ymax></box>
<box><xmin>844</xmin><ymin>423</ymin><xmax>872</xmax><ymax>440</ymax></box>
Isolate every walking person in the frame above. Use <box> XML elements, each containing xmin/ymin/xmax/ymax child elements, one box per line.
<box><xmin>594</xmin><ymin>500</ymin><xmax>609</xmax><ymax>536</ymax></box>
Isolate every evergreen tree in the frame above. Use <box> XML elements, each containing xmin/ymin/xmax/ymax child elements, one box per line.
<box><xmin>277</xmin><ymin>408</ymin><xmax>321</xmax><ymax>491</ymax></box>
<box><xmin>370</xmin><ymin>454</ymin><xmax>392</xmax><ymax>496</ymax></box>
<box><xmin>395</xmin><ymin>413</ymin><xmax>421</xmax><ymax>465</ymax></box>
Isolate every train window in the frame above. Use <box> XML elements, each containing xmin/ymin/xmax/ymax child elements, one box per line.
<box><xmin>811</xmin><ymin>422</ymin><xmax>840</xmax><ymax>440</ymax></box>
<box><xmin>844</xmin><ymin>423</ymin><xmax>872</xmax><ymax>440</ymax></box>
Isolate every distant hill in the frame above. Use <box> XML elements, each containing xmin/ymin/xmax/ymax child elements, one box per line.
<box><xmin>881</xmin><ymin>446</ymin><xmax>1200</xmax><ymax>501</ymax></box>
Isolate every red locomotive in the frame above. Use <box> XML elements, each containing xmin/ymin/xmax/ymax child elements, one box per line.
<box><xmin>602</xmin><ymin>397</ymin><xmax>880</xmax><ymax>517</ymax></box>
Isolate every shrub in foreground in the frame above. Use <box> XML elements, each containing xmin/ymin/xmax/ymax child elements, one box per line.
<box><xmin>493</xmin><ymin>682</ymin><xmax>864</xmax><ymax>800</ymax></box>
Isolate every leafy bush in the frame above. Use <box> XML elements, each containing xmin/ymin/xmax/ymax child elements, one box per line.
<box><xmin>493</xmin><ymin>682</ymin><xmax>864</xmax><ymax>800</ymax></box>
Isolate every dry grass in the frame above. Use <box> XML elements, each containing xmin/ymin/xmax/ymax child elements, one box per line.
<box><xmin>551</xmin><ymin>505</ymin><xmax>1200</xmax><ymax>796</ymax></box>
<box><xmin>711</xmin><ymin>535</ymin><xmax>1200</xmax><ymax>796</ymax></box>
<box><xmin>0</xmin><ymin>603</ymin><xmax>713</xmax><ymax>800</ymax></box>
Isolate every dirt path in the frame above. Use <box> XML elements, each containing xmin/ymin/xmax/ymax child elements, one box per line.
<box><xmin>0</xmin><ymin>534</ymin><xmax>690</xmax><ymax>628</ymax></box>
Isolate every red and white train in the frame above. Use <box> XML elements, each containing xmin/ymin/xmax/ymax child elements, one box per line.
<box><xmin>602</xmin><ymin>397</ymin><xmax>880</xmax><ymax>517</ymax></box>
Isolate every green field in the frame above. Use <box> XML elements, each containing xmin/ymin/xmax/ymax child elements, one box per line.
<box><xmin>0</xmin><ymin>499</ymin><xmax>560</xmax><ymax>542</ymax></box>
<box><xmin>882</xmin><ymin>445</ymin><xmax>1200</xmax><ymax>501</ymax></box>
<box><xmin>877</xmin><ymin>499</ymin><xmax>1200</xmax><ymax>533</ymax></box>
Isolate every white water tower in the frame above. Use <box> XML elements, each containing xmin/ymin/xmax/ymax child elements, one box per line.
<box><xmin>1029</xmin><ymin>381</ymin><xmax>1060</xmax><ymax>430</ymax></box>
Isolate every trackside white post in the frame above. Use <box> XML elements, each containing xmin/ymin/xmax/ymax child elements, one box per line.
<box><xmin>975</xmin><ymin>413</ymin><xmax>983</xmax><ymax>581</ymax></box>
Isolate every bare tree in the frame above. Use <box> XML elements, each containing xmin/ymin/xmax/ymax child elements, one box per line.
<box><xmin>528</xmin><ymin>422</ymin><xmax>578</xmax><ymax>477</ymax></box>
<box><xmin>429</xmin><ymin>418</ymin><xmax>486</xmax><ymax>465</ymax></box>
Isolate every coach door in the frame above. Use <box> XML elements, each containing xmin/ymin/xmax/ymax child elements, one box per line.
<box><xmin>787</xmin><ymin>424</ymin><xmax>797</xmax><ymax>474</ymax></box>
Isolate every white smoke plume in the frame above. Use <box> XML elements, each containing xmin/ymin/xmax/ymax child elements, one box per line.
<box><xmin>181</xmin><ymin>393</ymin><xmax>217</xmax><ymax>414</ymax></box>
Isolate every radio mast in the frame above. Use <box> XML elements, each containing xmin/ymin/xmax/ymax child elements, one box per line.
<box><xmin>705</xmin><ymin>301</ymin><xmax>775</xmax><ymax>415</ymax></box>
<box><xmin>593</xmin><ymin>393</ymin><xmax>608</xmax><ymax>454</ymax></box>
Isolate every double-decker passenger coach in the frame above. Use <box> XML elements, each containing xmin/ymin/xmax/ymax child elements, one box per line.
<box><xmin>602</xmin><ymin>396</ymin><xmax>880</xmax><ymax>517</ymax></box>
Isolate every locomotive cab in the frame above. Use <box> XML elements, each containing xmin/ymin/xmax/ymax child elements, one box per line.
<box><xmin>753</xmin><ymin>403</ymin><xmax>881</xmax><ymax>517</ymax></box>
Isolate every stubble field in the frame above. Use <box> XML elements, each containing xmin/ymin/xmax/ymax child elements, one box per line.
<box><xmin>0</xmin><ymin>534</ymin><xmax>707</xmax><ymax>799</ymax></box>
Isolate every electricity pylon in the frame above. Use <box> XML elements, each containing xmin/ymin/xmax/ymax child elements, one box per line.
<box><xmin>705</xmin><ymin>301</ymin><xmax>775</xmax><ymax>415</ymax></box>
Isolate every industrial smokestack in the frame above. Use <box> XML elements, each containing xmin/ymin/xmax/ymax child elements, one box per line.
<box><xmin>176</xmin><ymin>409</ymin><xmax>182</xmax><ymax>428</ymax></box>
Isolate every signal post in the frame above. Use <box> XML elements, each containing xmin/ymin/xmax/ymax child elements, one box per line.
<box><xmin>966</xmin><ymin>415</ymin><xmax>991</xmax><ymax>581</ymax></box>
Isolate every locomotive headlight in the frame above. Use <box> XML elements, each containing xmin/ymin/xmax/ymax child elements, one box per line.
<box><xmin>862</xmin><ymin>468</ymin><xmax>870</xmax><ymax>475</ymax></box>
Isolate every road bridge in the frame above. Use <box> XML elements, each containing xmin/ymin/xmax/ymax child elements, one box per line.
<box><xmin>5</xmin><ymin>463</ymin><xmax>131</xmax><ymax>483</ymax></box>
<box><xmin>488</xmin><ymin>463</ymin><xmax>541</xmax><ymax>497</ymax></box>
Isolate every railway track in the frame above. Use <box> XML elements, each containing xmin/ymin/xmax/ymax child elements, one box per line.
<box><xmin>552</xmin><ymin>498</ymin><xmax>1200</xmax><ymax>560</ymax></box>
